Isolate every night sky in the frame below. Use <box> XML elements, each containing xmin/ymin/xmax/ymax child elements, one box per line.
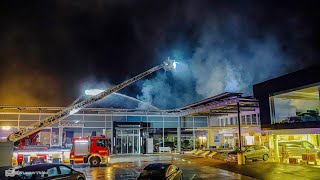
<box><xmin>0</xmin><ymin>0</ymin><xmax>319</xmax><ymax>109</ymax></box>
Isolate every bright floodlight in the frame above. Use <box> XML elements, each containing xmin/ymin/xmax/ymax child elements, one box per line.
<box><xmin>2</xmin><ymin>126</ymin><xmax>11</xmax><ymax>130</ymax></box>
<box><xmin>173</xmin><ymin>61</ymin><xmax>177</xmax><ymax>69</ymax></box>
<box><xmin>69</xmin><ymin>108</ymin><xmax>80</xmax><ymax>115</ymax></box>
<box><xmin>163</xmin><ymin>57</ymin><xmax>177</xmax><ymax>71</ymax></box>
<box><xmin>85</xmin><ymin>89</ymin><xmax>104</xmax><ymax>96</ymax></box>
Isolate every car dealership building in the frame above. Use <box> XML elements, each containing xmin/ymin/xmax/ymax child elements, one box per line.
<box><xmin>0</xmin><ymin>92</ymin><xmax>262</xmax><ymax>154</ymax></box>
<box><xmin>254</xmin><ymin>65</ymin><xmax>320</xmax><ymax>162</ymax></box>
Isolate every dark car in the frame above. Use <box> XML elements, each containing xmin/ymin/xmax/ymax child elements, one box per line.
<box><xmin>8</xmin><ymin>163</ymin><xmax>85</xmax><ymax>180</ymax></box>
<box><xmin>137</xmin><ymin>163</ymin><xmax>182</xmax><ymax>180</ymax></box>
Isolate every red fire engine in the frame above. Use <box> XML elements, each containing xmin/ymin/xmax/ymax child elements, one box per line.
<box><xmin>14</xmin><ymin>131</ymin><xmax>53</xmax><ymax>166</ymax></box>
<box><xmin>70</xmin><ymin>136</ymin><xmax>110</xmax><ymax>167</ymax></box>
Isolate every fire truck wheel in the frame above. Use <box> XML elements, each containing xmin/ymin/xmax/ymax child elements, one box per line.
<box><xmin>90</xmin><ymin>157</ymin><xmax>101</xmax><ymax>167</ymax></box>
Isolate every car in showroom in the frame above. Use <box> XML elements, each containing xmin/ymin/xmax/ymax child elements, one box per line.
<box><xmin>154</xmin><ymin>142</ymin><xmax>176</xmax><ymax>152</ymax></box>
<box><xmin>226</xmin><ymin>145</ymin><xmax>269</xmax><ymax>162</ymax></box>
<box><xmin>278</xmin><ymin>140</ymin><xmax>320</xmax><ymax>158</ymax></box>
<box><xmin>281</xmin><ymin>111</ymin><xmax>320</xmax><ymax>123</ymax></box>
<box><xmin>136</xmin><ymin>163</ymin><xmax>183</xmax><ymax>180</ymax></box>
<box><xmin>8</xmin><ymin>163</ymin><xmax>86</xmax><ymax>180</ymax></box>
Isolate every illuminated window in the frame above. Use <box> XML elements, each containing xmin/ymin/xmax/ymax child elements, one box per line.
<box><xmin>252</xmin><ymin>114</ymin><xmax>257</xmax><ymax>124</ymax></box>
<box><xmin>241</xmin><ymin>116</ymin><xmax>245</xmax><ymax>124</ymax></box>
<box><xmin>270</xmin><ymin>85</ymin><xmax>320</xmax><ymax>124</ymax></box>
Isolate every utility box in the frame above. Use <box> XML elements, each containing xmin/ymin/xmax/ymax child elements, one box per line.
<box><xmin>146</xmin><ymin>138</ymin><xmax>153</xmax><ymax>154</ymax></box>
<box><xmin>0</xmin><ymin>141</ymin><xmax>14</xmax><ymax>167</ymax></box>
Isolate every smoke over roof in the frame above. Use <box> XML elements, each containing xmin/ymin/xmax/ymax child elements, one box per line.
<box><xmin>0</xmin><ymin>1</ymin><xmax>319</xmax><ymax>109</ymax></box>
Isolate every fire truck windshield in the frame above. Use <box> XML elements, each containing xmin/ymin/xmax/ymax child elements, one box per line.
<box><xmin>96</xmin><ymin>139</ymin><xmax>106</xmax><ymax>147</ymax></box>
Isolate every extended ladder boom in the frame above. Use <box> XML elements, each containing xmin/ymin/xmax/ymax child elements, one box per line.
<box><xmin>8</xmin><ymin>59</ymin><xmax>176</xmax><ymax>142</ymax></box>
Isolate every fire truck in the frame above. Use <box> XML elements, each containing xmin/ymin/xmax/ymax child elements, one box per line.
<box><xmin>13</xmin><ymin>131</ymin><xmax>53</xmax><ymax>166</ymax></box>
<box><xmin>3</xmin><ymin>59</ymin><xmax>176</xmax><ymax>167</ymax></box>
<box><xmin>70</xmin><ymin>136</ymin><xmax>110</xmax><ymax>167</ymax></box>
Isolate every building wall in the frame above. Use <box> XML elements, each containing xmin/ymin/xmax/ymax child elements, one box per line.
<box><xmin>208</xmin><ymin>109</ymin><xmax>265</xmax><ymax>148</ymax></box>
<box><xmin>0</xmin><ymin>110</ymin><xmax>209</xmax><ymax>151</ymax></box>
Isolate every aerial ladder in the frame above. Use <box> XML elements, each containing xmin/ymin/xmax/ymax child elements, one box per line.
<box><xmin>0</xmin><ymin>59</ymin><xmax>176</xmax><ymax>166</ymax></box>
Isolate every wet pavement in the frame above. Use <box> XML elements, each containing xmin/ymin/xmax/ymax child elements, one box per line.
<box><xmin>73</xmin><ymin>154</ymin><xmax>256</xmax><ymax>180</ymax></box>
<box><xmin>2</xmin><ymin>153</ymin><xmax>318</xmax><ymax>179</ymax></box>
<box><xmin>178</xmin><ymin>154</ymin><xmax>320</xmax><ymax>180</ymax></box>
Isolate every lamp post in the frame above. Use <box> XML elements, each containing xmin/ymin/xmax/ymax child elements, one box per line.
<box><xmin>237</xmin><ymin>101</ymin><xmax>245</xmax><ymax>165</ymax></box>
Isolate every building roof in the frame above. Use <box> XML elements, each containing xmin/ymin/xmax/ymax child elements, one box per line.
<box><xmin>0</xmin><ymin>92</ymin><xmax>259</xmax><ymax>117</ymax></box>
<box><xmin>172</xmin><ymin>92</ymin><xmax>258</xmax><ymax>116</ymax></box>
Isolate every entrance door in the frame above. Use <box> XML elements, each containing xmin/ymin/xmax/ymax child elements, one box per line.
<box><xmin>116</xmin><ymin>129</ymin><xmax>140</xmax><ymax>154</ymax></box>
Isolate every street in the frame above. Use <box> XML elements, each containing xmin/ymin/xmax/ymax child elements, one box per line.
<box><xmin>74</xmin><ymin>154</ymin><xmax>256</xmax><ymax>180</ymax></box>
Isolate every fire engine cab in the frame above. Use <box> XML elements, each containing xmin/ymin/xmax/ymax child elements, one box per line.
<box><xmin>70</xmin><ymin>136</ymin><xmax>110</xmax><ymax>167</ymax></box>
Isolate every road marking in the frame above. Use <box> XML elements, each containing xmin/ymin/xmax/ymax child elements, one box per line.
<box><xmin>191</xmin><ymin>174</ymin><xmax>196</xmax><ymax>179</ymax></box>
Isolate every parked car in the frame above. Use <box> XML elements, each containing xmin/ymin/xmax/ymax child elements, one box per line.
<box><xmin>8</xmin><ymin>163</ymin><xmax>85</xmax><ymax>180</ymax></box>
<box><xmin>137</xmin><ymin>163</ymin><xmax>183</xmax><ymax>180</ymax></box>
<box><xmin>278</xmin><ymin>140</ymin><xmax>320</xmax><ymax>158</ymax></box>
<box><xmin>227</xmin><ymin>145</ymin><xmax>269</xmax><ymax>162</ymax></box>
<box><xmin>154</xmin><ymin>142</ymin><xmax>176</xmax><ymax>152</ymax></box>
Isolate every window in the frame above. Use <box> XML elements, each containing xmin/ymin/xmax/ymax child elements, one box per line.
<box><xmin>270</xmin><ymin>85</ymin><xmax>320</xmax><ymax>124</ymax></box>
<box><xmin>246</xmin><ymin>115</ymin><xmax>251</xmax><ymax>124</ymax></box>
<box><xmin>252</xmin><ymin>114</ymin><xmax>257</xmax><ymax>124</ymax></box>
<box><xmin>241</xmin><ymin>116</ymin><xmax>245</xmax><ymax>124</ymax></box>
<box><xmin>96</xmin><ymin>139</ymin><xmax>106</xmax><ymax>147</ymax></box>
<box><xmin>253</xmin><ymin>146</ymin><xmax>261</xmax><ymax>150</ymax></box>
<box><xmin>47</xmin><ymin>167</ymin><xmax>59</xmax><ymax>177</ymax></box>
<box><xmin>246</xmin><ymin>147</ymin><xmax>254</xmax><ymax>152</ymax></box>
<box><xmin>227</xmin><ymin>118</ymin><xmax>231</xmax><ymax>125</ymax></box>
<box><xmin>234</xmin><ymin>117</ymin><xmax>238</xmax><ymax>125</ymax></box>
<box><xmin>302</xmin><ymin>141</ymin><xmax>314</xmax><ymax>148</ymax></box>
<box><xmin>59</xmin><ymin>166</ymin><xmax>72</xmax><ymax>175</ymax></box>
<box><xmin>219</xmin><ymin>119</ymin><xmax>224</xmax><ymax>126</ymax></box>
<box><xmin>17</xmin><ymin>172</ymin><xmax>33</xmax><ymax>179</ymax></box>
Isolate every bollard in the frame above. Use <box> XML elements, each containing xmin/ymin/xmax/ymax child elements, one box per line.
<box><xmin>237</xmin><ymin>152</ymin><xmax>245</xmax><ymax>165</ymax></box>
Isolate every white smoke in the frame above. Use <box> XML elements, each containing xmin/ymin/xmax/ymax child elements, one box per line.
<box><xmin>190</xmin><ymin>34</ymin><xmax>294</xmax><ymax>97</ymax></box>
<box><xmin>137</xmin><ymin>14</ymin><xmax>299</xmax><ymax>109</ymax></box>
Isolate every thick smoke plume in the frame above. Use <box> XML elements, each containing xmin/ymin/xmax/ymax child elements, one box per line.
<box><xmin>1</xmin><ymin>1</ymin><xmax>319</xmax><ymax>108</ymax></box>
<box><xmin>137</xmin><ymin>13</ymin><xmax>302</xmax><ymax>109</ymax></box>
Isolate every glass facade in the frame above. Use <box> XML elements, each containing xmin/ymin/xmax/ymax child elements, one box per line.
<box><xmin>0</xmin><ymin>110</ymin><xmax>208</xmax><ymax>154</ymax></box>
<box><xmin>270</xmin><ymin>85</ymin><xmax>320</xmax><ymax>124</ymax></box>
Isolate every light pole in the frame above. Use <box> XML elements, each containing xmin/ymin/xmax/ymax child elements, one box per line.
<box><xmin>237</xmin><ymin>101</ymin><xmax>245</xmax><ymax>165</ymax></box>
